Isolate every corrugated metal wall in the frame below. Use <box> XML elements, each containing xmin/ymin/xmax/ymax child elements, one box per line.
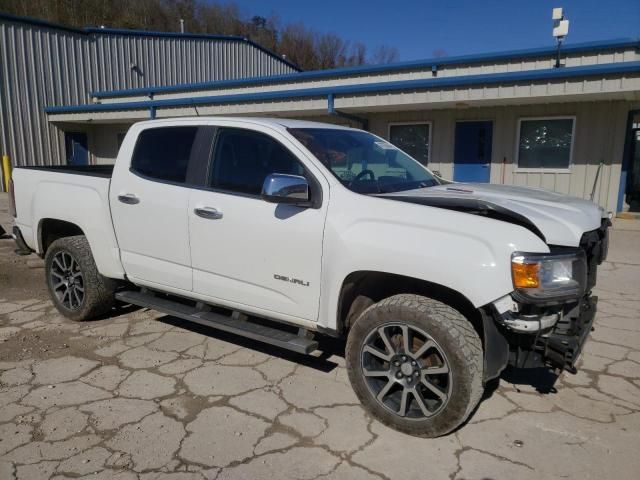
<box><xmin>0</xmin><ymin>17</ymin><xmax>297</xmax><ymax>169</ymax></box>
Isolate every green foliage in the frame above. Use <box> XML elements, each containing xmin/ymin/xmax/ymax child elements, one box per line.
<box><xmin>0</xmin><ymin>0</ymin><xmax>399</xmax><ymax>70</ymax></box>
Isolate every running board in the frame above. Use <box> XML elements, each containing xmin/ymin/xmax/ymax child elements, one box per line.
<box><xmin>115</xmin><ymin>290</ymin><xmax>319</xmax><ymax>355</ymax></box>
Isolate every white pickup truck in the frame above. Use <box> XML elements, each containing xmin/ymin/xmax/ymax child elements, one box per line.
<box><xmin>9</xmin><ymin>117</ymin><xmax>609</xmax><ymax>437</ymax></box>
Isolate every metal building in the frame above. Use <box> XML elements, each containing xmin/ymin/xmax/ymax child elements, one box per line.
<box><xmin>0</xmin><ymin>13</ymin><xmax>299</xmax><ymax>173</ymax></box>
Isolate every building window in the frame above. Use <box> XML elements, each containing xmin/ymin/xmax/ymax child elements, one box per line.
<box><xmin>131</xmin><ymin>127</ymin><xmax>198</xmax><ymax>183</ymax></box>
<box><xmin>389</xmin><ymin>123</ymin><xmax>431</xmax><ymax>165</ymax></box>
<box><xmin>517</xmin><ymin>117</ymin><xmax>575</xmax><ymax>170</ymax></box>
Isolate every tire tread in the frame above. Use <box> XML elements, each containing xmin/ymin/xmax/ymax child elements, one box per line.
<box><xmin>45</xmin><ymin>235</ymin><xmax>116</xmax><ymax>321</ymax></box>
<box><xmin>346</xmin><ymin>293</ymin><xmax>484</xmax><ymax>436</ymax></box>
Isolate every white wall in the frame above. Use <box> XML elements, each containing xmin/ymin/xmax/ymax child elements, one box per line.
<box><xmin>89</xmin><ymin>124</ymin><xmax>133</xmax><ymax>165</ymax></box>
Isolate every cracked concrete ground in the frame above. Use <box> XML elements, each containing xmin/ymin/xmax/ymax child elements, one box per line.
<box><xmin>1</xmin><ymin>193</ymin><xmax>640</xmax><ymax>479</ymax></box>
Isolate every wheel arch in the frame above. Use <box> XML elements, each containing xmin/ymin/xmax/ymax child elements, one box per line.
<box><xmin>336</xmin><ymin>270</ymin><xmax>510</xmax><ymax>384</ymax></box>
<box><xmin>337</xmin><ymin>270</ymin><xmax>482</xmax><ymax>335</ymax></box>
<box><xmin>38</xmin><ymin>218</ymin><xmax>85</xmax><ymax>255</ymax></box>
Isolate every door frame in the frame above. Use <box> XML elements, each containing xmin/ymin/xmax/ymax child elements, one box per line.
<box><xmin>453</xmin><ymin>119</ymin><xmax>495</xmax><ymax>183</ymax></box>
<box><xmin>188</xmin><ymin>122</ymin><xmax>331</xmax><ymax>323</ymax></box>
<box><xmin>64</xmin><ymin>131</ymin><xmax>90</xmax><ymax>166</ymax></box>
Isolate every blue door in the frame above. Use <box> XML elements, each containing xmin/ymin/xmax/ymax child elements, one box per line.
<box><xmin>453</xmin><ymin>121</ymin><xmax>492</xmax><ymax>183</ymax></box>
<box><xmin>65</xmin><ymin>132</ymin><xmax>89</xmax><ymax>165</ymax></box>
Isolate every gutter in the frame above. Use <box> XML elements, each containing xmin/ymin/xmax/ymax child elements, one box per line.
<box><xmin>327</xmin><ymin>94</ymin><xmax>368</xmax><ymax>130</ymax></box>
<box><xmin>45</xmin><ymin>61</ymin><xmax>640</xmax><ymax>115</ymax></box>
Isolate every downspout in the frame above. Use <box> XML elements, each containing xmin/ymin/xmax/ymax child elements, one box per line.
<box><xmin>327</xmin><ymin>94</ymin><xmax>368</xmax><ymax>131</ymax></box>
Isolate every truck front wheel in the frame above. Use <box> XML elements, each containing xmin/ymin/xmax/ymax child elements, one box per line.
<box><xmin>45</xmin><ymin>235</ymin><xmax>116</xmax><ymax>321</ymax></box>
<box><xmin>346</xmin><ymin>294</ymin><xmax>484</xmax><ymax>437</ymax></box>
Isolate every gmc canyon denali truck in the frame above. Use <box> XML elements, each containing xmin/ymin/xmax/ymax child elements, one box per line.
<box><xmin>9</xmin><ymin>117</ymin><xmax>609</xmax><ymax>437</ymax></box>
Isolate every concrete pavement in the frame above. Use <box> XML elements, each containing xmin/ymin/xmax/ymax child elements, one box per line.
<box><xmin>1</xmin><ymin>192</ymin><xmax>639</xmax><ymax>479</ymax></box>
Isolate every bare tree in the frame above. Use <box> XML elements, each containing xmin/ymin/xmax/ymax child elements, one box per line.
<box><xmin>278</xmin><ymin>22</ymin><xmax>317</xmax><ymax>70</ymax></box>
<box><xmin>370</xmin><ymin>45</ymin><xmax>400</xmax><ymax>64</ymax></box>
<box><xmin>316</xmin><ymin>33</ymin><xmax>348</xmax><ymax>69</ymax></box>
<box><xmin>346</xmin><ymin>42</ymin><xmax>367</xmax><ymax>66</ymax></box>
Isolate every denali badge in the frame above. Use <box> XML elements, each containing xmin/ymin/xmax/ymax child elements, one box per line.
<box><xmin>274</xmin><ymin>274</ymin><xmax>310</xmax><ymax>287</ymax></box>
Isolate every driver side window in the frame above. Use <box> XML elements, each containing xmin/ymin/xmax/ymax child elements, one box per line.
<box><xmin>209</xmin><ymin>128</ymin><xmax>305</xmax><ymax>196</ymax></box>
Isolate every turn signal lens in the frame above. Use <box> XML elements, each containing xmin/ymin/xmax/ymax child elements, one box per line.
<box><xmin>512</xmin><ymin>259</ymin><xmax>540</xmax><ymax>288</ymax></box>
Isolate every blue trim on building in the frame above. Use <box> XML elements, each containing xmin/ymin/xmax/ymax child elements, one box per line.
<box><xmin>0</xmin><ymin>12</ymin><xmax>301</xmax><ymax>72</ymax></box>
<box><xmin>45</xmin><ymin>61</ymin><xmax>640</xmax><ymax>114</ymax></box>
<box><xmin>90</xmin><ymin>37</ymin><xmax>640</xmax><ymax>99</ymax></box>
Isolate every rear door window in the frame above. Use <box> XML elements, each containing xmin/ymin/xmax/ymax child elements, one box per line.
<box><xmin>131</xmin><ymin>127</ymin><xmax>199</xmax><ymax>183</ymax></box>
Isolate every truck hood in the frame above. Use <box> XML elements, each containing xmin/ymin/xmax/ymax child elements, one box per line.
<box><xmin>381</xmin><ymin>183</ymin><xmax>605</xmax><ymax>247</ymax></box>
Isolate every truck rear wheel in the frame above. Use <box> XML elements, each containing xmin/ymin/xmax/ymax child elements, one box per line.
<box><xmin>346</xmin><ymin>294</ymin><xmax>483</xmax><ymax>437</ymax></box>
<box><xmin>45</xmin><ymin>235</ymin><xmax>116</xmax><ymax>321</ymax></box>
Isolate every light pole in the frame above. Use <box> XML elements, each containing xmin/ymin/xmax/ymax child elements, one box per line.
<box><xmin>552</xmin><ymin>8</ymin><xmax>570</xmax><ymax>68</ymax></box>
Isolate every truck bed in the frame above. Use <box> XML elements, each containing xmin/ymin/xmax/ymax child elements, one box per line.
<box><xmin>16</xmin><ymin>164</ymin><xmax>114</xmax><ymax>178</ymax></box>
<box><xmin>11</xmin><ymin>164</ymin><xmax>116</xmax><ymax>263</ymax></box>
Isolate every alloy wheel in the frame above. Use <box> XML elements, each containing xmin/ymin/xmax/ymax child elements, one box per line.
<box><xmin>360</xmin><ymin>323</ymin><xmax>452</xmax><ymax>419</ymax></box>
<box><xmin>50</xmin><ymin>251</ymin><xmax>85</xmax><ymax>310</ymax></box>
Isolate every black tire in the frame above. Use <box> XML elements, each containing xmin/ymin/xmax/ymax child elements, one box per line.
<box><xmin>346</xmin><ymin>294</ymin><xmax>483</xmax><ymax>437</ymax></box>
<box><xmin>44</xmin><ymin>235</ymin><xmax>117</xmax><ymax>321</ymax></box>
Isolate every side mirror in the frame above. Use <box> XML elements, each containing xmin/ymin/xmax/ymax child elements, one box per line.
<box><xmin>261</xmin><ymin>173</ymin><xmax>310</xmax><ymax>205</ymax></box>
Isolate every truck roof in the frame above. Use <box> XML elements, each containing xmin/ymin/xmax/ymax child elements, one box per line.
<box><xmin>135</xmin><ymin>116</ymin><xmax>356</xmax><ymax>131</ymax></box>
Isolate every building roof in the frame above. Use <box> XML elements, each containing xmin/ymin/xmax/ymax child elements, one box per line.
<box><xmin>90</xmin><ymin>37</ymin><xmax>640</xmax><ymax>99</ymax></box>
<box><xmin>44</xmin><ymin>60</ymin><xmax>640</xmax><ymax>115</ymax></box>
<box><xmin>0</xmin><ymin>12</ymin><xmax>300</xmax><ymax>71</ymax></box>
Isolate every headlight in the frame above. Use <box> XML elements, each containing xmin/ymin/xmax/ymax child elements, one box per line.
<box><xmin>511</xmin><ymin>251</ymin><xmax>587</xmax><ymax>303</ymax></box>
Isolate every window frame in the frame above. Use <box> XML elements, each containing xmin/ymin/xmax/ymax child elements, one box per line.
<box><xmin>387</xmin><ymin>121</ymin><xmax>433</xmax><ymax>166</ymax></box>
<box><xmin>129</xmin><ymin>125</ymin><xmax>214</xmax><ymax>188</ymax></box>
<box><xmin>514</xmin><ymin>116</ymin><xmax>576</xmax><ymax>173</ymax></box>
<box><xmin>205</xmin><ymin>126</ymin><xmax>323</xmax><ymax>208</ymax></box>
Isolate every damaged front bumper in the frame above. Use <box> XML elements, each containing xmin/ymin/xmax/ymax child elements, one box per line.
<box><xmin>489</xmin><ymin>294</ymin><xmax>597</xmax><ymax>375</ymax></box>
<box><xmin>483</xmin><ymin>219</ymin><xmax>608</xmax><ymax>378</ymax></box>
<box><xmin>541</xmin><ymin>295</ymin><xmax>597</xmax><ymax>373</ymax></box>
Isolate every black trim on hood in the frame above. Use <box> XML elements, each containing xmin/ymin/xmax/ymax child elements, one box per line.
<box><xmin>380</xmin><ymin>195</ymin><xmax>547</xmax><ymax>242</ymax></box>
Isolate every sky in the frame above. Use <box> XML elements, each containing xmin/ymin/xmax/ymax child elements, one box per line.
<box><xmin>235</xmin><ymin>0</ymin><xmax>640</xmax><ymax>61</ymax></box>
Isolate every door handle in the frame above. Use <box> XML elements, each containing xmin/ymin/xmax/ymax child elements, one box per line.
<box><xmin>194</xmin><ymin>207</ymin><xmax>223</xmax><ymax>220</ymax></box>
<box><xmin>118</xmin><ymin>193</ymin><xmax>139</xmax><ymax>205</ymax></box>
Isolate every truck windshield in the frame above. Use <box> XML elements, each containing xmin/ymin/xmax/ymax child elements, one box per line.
<box><xmin>288</xmin><ymin>128</ymin><xmax>440</xmax><ymax>194</ymax></box>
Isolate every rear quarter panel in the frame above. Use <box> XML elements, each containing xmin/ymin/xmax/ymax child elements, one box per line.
<box><xmin>12</xmin><ymin>168</ymin><xmax>125</xmax><ymax>279</ymax></box>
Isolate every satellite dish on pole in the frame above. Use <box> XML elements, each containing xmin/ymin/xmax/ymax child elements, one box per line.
<box><xmin>552</xmin><ymin>7</ymin><xmax>570</xmax><ymax>68</ymax></box>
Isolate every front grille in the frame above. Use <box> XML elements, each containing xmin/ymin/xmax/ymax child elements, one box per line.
<box><xmin>579</xmin><ymin>219</ymin><xmax>610</xmax><ymax>291</ymax></box>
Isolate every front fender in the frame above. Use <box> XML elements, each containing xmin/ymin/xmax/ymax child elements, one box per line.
<box><xmin>318</xmin><ymin>190</ymin><xmax>549</xmax><ymax>330</ymax></box>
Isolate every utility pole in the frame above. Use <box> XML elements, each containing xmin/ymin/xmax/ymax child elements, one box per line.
<box><xmin>180</xmin><ymin>18</ymin><xmax>185</xmax><ymax>34</ymax></box>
